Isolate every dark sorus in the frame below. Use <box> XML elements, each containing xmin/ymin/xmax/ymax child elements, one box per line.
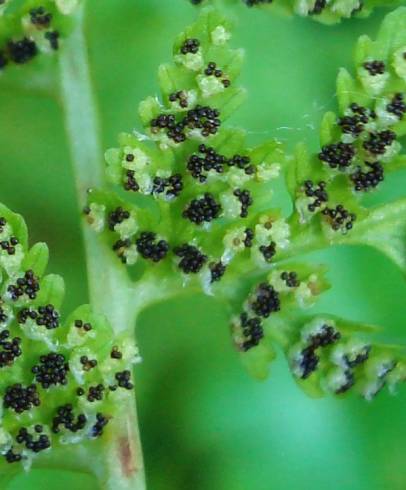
<box><xmin>322</xmin><ymin>205</ymin><xmax>356</xmax><ymax>231</ymax></box>
<box><xmin>32</xmin><ymin>353</ymin><xmax>70</xmax><ymax>388</ymax></box>
<box><xmin>239</xmin><ymin>312</ymin><xmax>264</xmax><ymax>351</ymax></box>
<box><xmin>124</xmin><ymin>170</ymin><xmax>140</xmax><ymax>192</ymax></box>
<box><xmin>386</xmin><ymin>93</ymin><xmax>406</xmax><ymax>119</ymax></box>
<box><xmin>281</xmin><ymin>271</ymin><xmax>300</xmax><ymax>288</ymax></box>
<box><xmin>303</xmin><ymin>180</ymin><xmax>328</xmax><ymax>212</ymax></box>
<box><xmin>259</xmin><ymin>242</ymin><xmax>276</xmax><ymax>262</ymax></box>
<box><xmin>74</xmin><ymin>319</ymin><xmax>92</xmax><ymax>331</ymax></box>
<box><xmin>8</xmin><ymin>38</ymin><xmax>38</xmax><ymax>64</ymax></box>
<box><xmin>112</xmin><ymin>238</ymin><xmax>132</xmax><ymax>263</ymax></box>
<box><xmin>209</xmin><ymin>261</ymin><xmax>226</xmax><ymax>283</ymax></box>
<box><xmin>183</xmin><ymin>193</ymin><xmax>222</xmax><ymax>224</ymax></box>
<box><xmin>7</xmin><ymin>269</ymin><xmax>40</xmax><ymax>301</ymax></box>
<box><xmin>4</xmin><ymin>383</ymin><xmax>40</xmax><ymax>413</ymax></box>
<box><xmin>152</xmin><ymin>173</ymin><xmax>183</xmax><ymax>198</ymax></box>
<box><xmin>318</xmin><ymin>142</ymin><xmax>355</xmax><ymax>170</ymax></box>
<box><xmin>363</xmin><ymin>60</ymin><xmax>385</xmax><ymax>75</ymax></box>
<box><xmin>0</xmin><ymin>330</ymin><xmax>22</xmax><ymax>368</ymax></box>
<box><xmin>136</xmin><ymin>232</ymin><xmax>170</xmax><ymax>262</ymax></box>
<box><xmin>187</xmin><ymin>145</ymin><xmax>227</xmax><ymax>182</ymax></box>
<box><xmin>250</xmin><ymin>283</ymin><xmax>280</xmax><ymax>318</ymax></box>
<box><xmin>169</xmin><ymin>91</ymin><xmax>189</xmax><ymax>108</ymax></box>
<box><xmin>44</xmin><ymin>31</ymin><xmax>60</xmax><ymax>51</ymax></box>
<box><xmin>351</xmin><ymin>162</ymin><xmax>384</xmax><ymax>191</ymax></box>
<box><xmin>108</xmin><ymin>207</ymin><xmax>130</xmax><ymax>231</ymax></box>
<box><xmin>180</xmin><ymin>38</ymin><xmax>200</xmax><ymax>54</ymax></box>
<box><xmin>30</xmin><ymin>7</ymin><xmax>52</xmax><ymax>28</ymax></box>
<box><xmin>363</xmin><ymin>130</ymin><xmax>396</xmax><ymax>155</ymax></box>
<box><xmin>52</xmin><ymin>404</ymin><xmax>87</xmax><ymax>433</ymax></box>
<box><xmin>174</xmin><ymin>244</ymin><xmax>207</xmax><ymax>273</ymax></box>
<box><xmin>233</xmin><ymin>189</ymin><xmax>253</xmax><ymax>218</ymax></box>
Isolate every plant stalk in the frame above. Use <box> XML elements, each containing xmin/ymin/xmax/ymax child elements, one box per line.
<box><xmin>58</xmin><ymin>5</ymin><xmax>146</xmax><ymax>490</ymax></box>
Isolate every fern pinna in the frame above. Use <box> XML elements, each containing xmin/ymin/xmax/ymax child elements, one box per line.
<box><xmin>0</xmin><ymin>2</ymin><xmax>406</xmax><ymax>489</ymax></box>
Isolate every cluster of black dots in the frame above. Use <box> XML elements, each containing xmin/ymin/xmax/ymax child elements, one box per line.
<box><xmin>228</xmin><ymin>153</ymin><xmax>254</xmax><ymax>174</ymax></box>
<box><xmin>5</xmin><ymin>448</ymin><xmax>23</xmax><ymax>463</ymax></box>
<box><xmin>114</xmin><ymin>370</ymin><xmax>134</xmax><ymax>390</ymax></box>
<box><xmin>0</xmin><ymin>330</ymin><xmax>22</xmax><ymax>368</ymax></box>
<box><xmin>183</xmin><ymin>193</ymin><xmax>222</xmax><ymax>224</ymax></box>
<box><xmin>250</xmin><ymin>283</ymin><xmax>280</xmax><ymax>318</ymax></box>
<box><xmin>239</xmin><ymin>312</ymin><xmax>263</xmax><ymax>351</ymax></box>
<box><xmin>297</xmin><ymin>324</ymin><xmax>341</xmax><ymax>379</ymax></box>
<box><xmin>0</xmin><ymin>216</ymin><xmax>7</xmax><ymax>233</ymax></box>
<box><xmin>322</xmin><ymin>205</ymin><xmax>356</xmax><ymax>231</ymax></box>
<box><xmin>233</xmin><ymin>189</ymin><xmax>253</xmax><ymax>218</ymax></box>
<box><xmin>187</xmin><ymin>145</ymin><xmax>253</xmax><ymax>182</ymax></box>
<box><xmin>16</xmin><ymin>426</ymin><xmax>50</xmax><ymax>453</ymax></box>
<box><xmin>387</xmin><ymin>93</ymin><xmax>406</xmax><ymax>119</ymax></box>
<box><xmin>204</xmin><ymin>62</ymin><xmax>231</xmax><ymax>88</ymax></box>
<box><xmin>1</xmin><ymin>236</ymin><xmax>19</xmax><ymax>255</ymax></box>
<box><xmin>80</xmin><ymin>355</ymin><xmax>98</xmax><ymax>372</ymax></box>
<box><xmin>259</xmin><ymin>241</ymin><xmax>276</xmax><ymax>263</ymax></box>
<box><xmin>328</xmin><ymin>344</ymin><xmax>370</xmax><ymax>394</ymax></box>
<box><xmin>318</xmin><ymin>141</ymin><xmax>355</xmax><ymax>170</ymax></box>
<box><xmin>338</xmin><ymin>103</ymin><xmax>374</xmax><ymax>138</ymax></box>
<box><xmin>111</xmin><ymin>346</ymin><xmax>123</xmax><ymax>359</ymax></box>
<box><xmin>87</xmin><ymin>384</ymin><xmax>105</xmax><ymax>403</ymax></box>
<box><xmin>343</xmin><ymin>345</ymin><xmax>371</xmax><ymax>368</ymax></box>
<box><xmin>136</xmin><ymin>232</ymin><xmax>170</xmax><ymax>262</ymax></box>
<box><xmin>112</xmin><ymin>238</ymin><xmax>132</xmax><ymax>264</ymax></box>
<box><xmin>4</xmin><ymin>383</ymin><xmax>40</xmax><ymax>413</ymax></box>
<box><xmin>351</xmin><ymin>162</ymin><xmax>384</xmax><ymax>191</ymax></box>
<box><xmin>244</xmin><ymin>228</ymin><xmax>255</xmax><ymax>248</ymax></box>
<box><xmin>52</xmin><ymin>404</ymin><xmax>87</xmax><ymax>434</ymax></box>
<box><xmin>150</xmin><ymin>114</ymin><xmax>187</xmax><ymax>143</ymax></box>
<box><xmin>363</xmin><ymin>59</ymin><xmax>386</xmax><ymax>76</ymax></box>
<box><xmin>30</xmin><ymin>6</ymin><xmax>52</xmax><ymax>27</ymax></box>
<box><xmin>209</xmin><ymin>261</ymin><xmax>226</xmax><ymax>283</ymax></box>
<box><xmin>18</xmin><ymin>304</ymin><xmax>60</xmax><ymax>329</ymax></box>
<box><xmin>363</xmin><ymin>129</ymin><xmax>396</xmax><ymax>156</ymax></box>
<box><xmin>32</xmin><ymin>353</ymin><xmax>69</xmax><ymax>388</ymax></box>
<box><xmin>108</xmin><ymin>207</ymin><xmax>130</xmax><ymax>231</ymax></box>
<box><xmin>152</xmin><ymin>173</ymin><xmax>183</xmax><ymax>198</ymax></box>
<box><xmin>7</xmin><ymin>269</ymin><xmax>40</xmax><ymax>301</ymax></box>
<box><xmin>169</xmin><ymin>91</ymin><xmax>189</xmax><ymax>108</ymax></box>
<box><xmin>309</xmin><ymin>0</ymin><xmax>327</xmax><ymax>14</ymax></box>
<box><xmin>90</xmin><ymin>413</ymin><xmax>110</xmax><ymax>437</ymax></box>
<box><xmin>303</xmin><ymin>180</ymin><xmax>328</xmax><ymax>212</ymax></box>
<box><xmin>281</xmin><ymin>271</ymin><xmax>300</xmax><ymax>288</ymax></box>
<box><xmin>180</xmin><ymin>38</ymin><xmax>200</xmax><ymax>54</ymax></box>
<box><xmin>123</xmin><ymin>170</ymin><xmax>139</xmax><ymax>192</ymax></box>
<box><xmin>0</xmin><ymin>306</ymin><xmax>7</xmax><ymax>324</ymax></box>
<box><xmin>74</xmin><ymin>319</ymin><xmax>93</xmax><ymax>332</ymax></box>
<box><xmin>0</xmin><ymin>6</ymin><xmax>60</xmax><ymax>70</ymax></box>
<box><xmin>185</xmin><ymin>105</ymin><xmax>222</xmax><ymax>137</ymax></box>
<box><xmin>151</xmin><ymin>105</ymin><xmax>221</xmax><ymax>142</ymax></box>
<box><xmin>174</xmin><ymin>243</ymin><xmax>207</xmax><ymax>273</ymax></box>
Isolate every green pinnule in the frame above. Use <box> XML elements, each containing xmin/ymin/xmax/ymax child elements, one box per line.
<box><xmin>0</xmin><ymin>0</ymin><xmax>80</xmax><ymax>70</ymax></box>
<box><xmin>1</xmin><ymin>1</ymin><xmax>406</xmax><ymax>489</ymax></box>
<box><xmin>0</xmin><ymin>203</ymin><xmax>140</xmax><ymax>485</ymax></box>
<box><xmin>85</xmin><ymin>5</ymin><xmax>406</xmax><ymax>400</ymax></box>
<box><xmin>191</xmin><ymin>0</ymin><xmax>404</xmax><ymax>24</ymax></box>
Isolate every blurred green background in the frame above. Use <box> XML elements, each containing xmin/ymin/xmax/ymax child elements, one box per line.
<box><xmin>1</xmin><ymin>0</ymin><xmax>406</xmax><ymax>488</ymax></box>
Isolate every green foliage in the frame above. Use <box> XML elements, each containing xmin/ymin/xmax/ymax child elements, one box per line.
<box><xmin>84</xmin><ymin>6</ymin><xmax>406</xmax><ymax>401</ymax></box>
<box><xmin>0</xmin><ymin>0</ymin><xmax>79</xmax><ymax>70</ymax></box>
<box><xmin>0</xmin><ymin>204</ymin><xmax>138</xmax><ymax>469</ymax></box>
<box><xmin>191</xmin><ymin>0</ymin><xmax>404</xmax><ymax>24</ymax></box>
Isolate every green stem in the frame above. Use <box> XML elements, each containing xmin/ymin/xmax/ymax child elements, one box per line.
<box><xmin>58</xmin><ymin>5</ymin><xmax>146</xmax><ymax>490</ymax></box>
